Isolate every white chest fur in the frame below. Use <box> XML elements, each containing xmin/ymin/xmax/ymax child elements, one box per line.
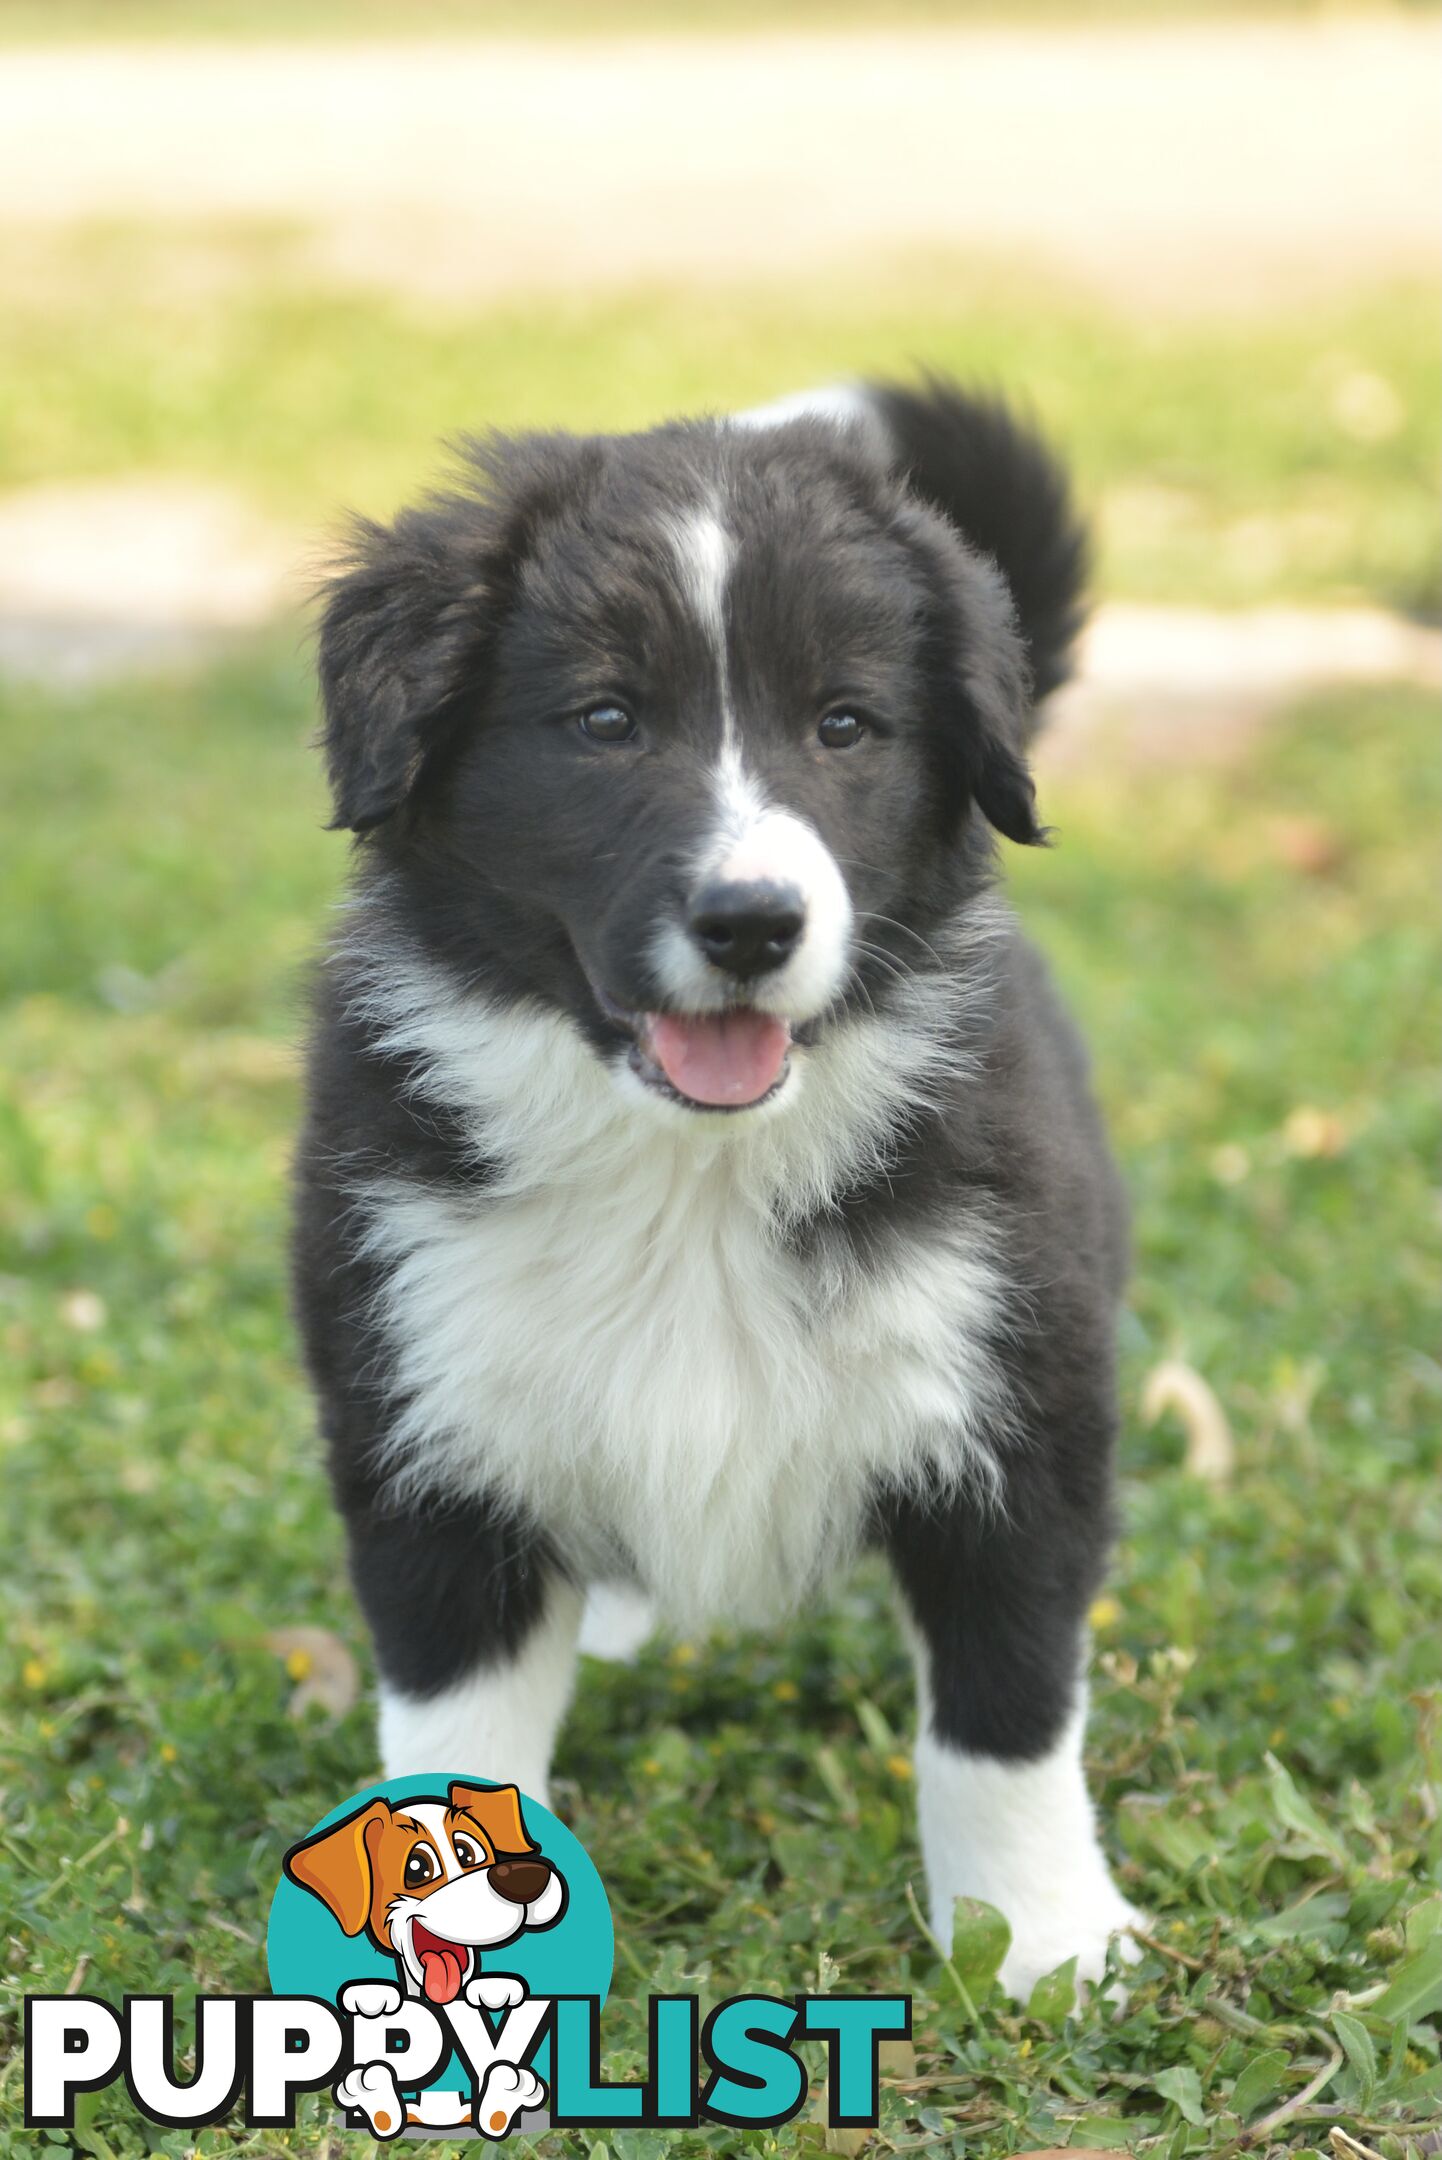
<box><xmin>347</xmin><ymin>942</ymin><xmax>1011</xmax><ymax>1628</ymax></box>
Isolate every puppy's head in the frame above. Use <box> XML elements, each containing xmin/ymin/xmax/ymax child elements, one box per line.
<box><xmin>284</xmin><ymin>1781</ymin><xmax>566</xmax><ymax>2003</ymax></box>
<box><xmin>317</xmin><ymin>399</ymin><xmax>1056</xmax><ymax>1120</ymax></box>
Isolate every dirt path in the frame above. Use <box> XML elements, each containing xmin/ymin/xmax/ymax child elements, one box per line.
<box><xmin>2</xmin><ymin>18</ymin><xmax>1437</xmax><ymax>308</ymax></box>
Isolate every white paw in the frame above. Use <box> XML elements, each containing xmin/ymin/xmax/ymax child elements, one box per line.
<box><xmin>339</xmin><ymin>1979</ymin><xmax>403</xmax><ymax>2019</ymax></box>
<box><xmin>476</xmin><ymin>2060</ymin><xmax>546</xmax><ymax>2139</ymax></box>
<box><xmin>465</xmin><ymin>1972</ymin><xmax>527</xmax><ymax>2012</ymax></box>
<box><xmin>999</xmin><ymin>1896</ymin><xmax>1147</xmax><ymax>2003</ymax></box>
<box><xmin>335</xmin><ymin>2061</ymin><xmax>405</xmax><ymax>2139</ymax></box>
<box><xmin>527</xmin><ymin>1870</ymin><xmax>566</xmax><ymax>1927</ymax></box>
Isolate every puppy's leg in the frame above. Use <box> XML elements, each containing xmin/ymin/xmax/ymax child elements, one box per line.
<box><xmin>578</xmin><ymin>1580</ymin><xmax>657</xmax><ymax>1664</ymax></box>
<box><xmin>343</xmin><ymin>1491</ymin><xmax>581</xmax><ymax>1805</ymax></box>
<box><xmin>885</xmin><ymin>1471</ymin><xmax>1141</xmax><ymax>2002</ymax></box>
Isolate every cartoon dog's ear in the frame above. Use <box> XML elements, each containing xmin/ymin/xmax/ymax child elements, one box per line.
<box><xmin>448</xmin><ymin>1782</ymin><xmax>537</xmax><ymax>1857</ymax></box>
<box><xmin>283</xmin><ymin>1800</ymin><xmax>390</xmax><ymax>1935</ymax></box>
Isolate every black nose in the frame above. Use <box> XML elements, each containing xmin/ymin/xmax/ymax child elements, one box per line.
<box><xmin>689</xmin><ymin>880</ymin><xmax>805</xmax><ymax>979</ymax></box>
<box><xmin>488</xmin><ymin>1858</ymin><xmax>551</xmax><ymax>1905</ymax></box>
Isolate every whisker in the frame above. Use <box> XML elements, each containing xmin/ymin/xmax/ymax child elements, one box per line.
<box><xmin>841</xmin><ymin>964</ymin><xmax>880</xmax><ymax>1024</ymax></box>
<box><xmin>851</xmin><ymin>941</ymin><xmax>911</xmax><ymax>990</ymax></box>
<box><xmin>854</xmin><ymin>909</ymin><xmax>946</xmax><ymax>971</ymax></box>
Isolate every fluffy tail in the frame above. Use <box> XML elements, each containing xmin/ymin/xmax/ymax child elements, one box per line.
<box><xmin>868</xmin><ymin>378</ymin><xmax>1088</xmax><ymax>713</ymax></box>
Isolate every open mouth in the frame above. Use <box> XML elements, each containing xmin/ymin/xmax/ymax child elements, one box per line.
<box><xmin>636</xmin><ymin>1008</ymin><xmax>794</xmax><ymax>1110</ymax></box>
<box><xmin>590</xmin><ymin>984</ymin><xmax>795</xmax><ymax>1111</ymax></box>
<box><xmin>409</xmin><ymin>1918</ymin><xmax>474</xmax><ymax>2006</ymax></box>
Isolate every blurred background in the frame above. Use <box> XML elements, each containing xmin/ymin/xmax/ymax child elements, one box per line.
<box><xmin>2</xmin><ymin>4</ymin><xmax>1439</xmax><ymax>2150</ymax></box>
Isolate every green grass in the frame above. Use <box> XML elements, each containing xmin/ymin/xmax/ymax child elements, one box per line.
<box><xmin>0</xmin><ymin>645</ymin><xmax>1438</xmax><ymax>2156</ymax></box>
<box><xmin>1</xmin><ymin>225</ymin><xmax>1436</xmax><ymax>612</ymax></box>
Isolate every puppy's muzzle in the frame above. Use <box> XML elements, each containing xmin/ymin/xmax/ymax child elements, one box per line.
<box><xmin>487</xmin><ymin>1856</ymin><xmax>552</xmax><ymax>1905</ymax></box>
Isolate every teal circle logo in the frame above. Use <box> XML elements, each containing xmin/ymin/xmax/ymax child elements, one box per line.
<box><xmin>267</xmin><ymin>1774</ymin><xmax>611</xmax><ymax>2133</ymax></box>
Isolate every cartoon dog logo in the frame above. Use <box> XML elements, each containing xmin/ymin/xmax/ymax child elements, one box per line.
<box><xmin>283</xmin><ymin>1781</ymin><xmax>565</xmax><ymax>2138</ymax></box>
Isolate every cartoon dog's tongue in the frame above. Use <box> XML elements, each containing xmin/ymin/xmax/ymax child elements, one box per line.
<box><xmin>648</xmin><ymin>1011</ymin><xmax>790</xmax><ymax>1107</ymax></box>
<box><xmin>413</xmin><ymin>1924</ymin><xmax>467</xmax><ymax>2005</ymax></box>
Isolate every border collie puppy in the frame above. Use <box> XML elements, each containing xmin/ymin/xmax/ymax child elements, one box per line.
<box><xmin>292</xmin><ymin>379</ymin><xmax>1142</xmax><ymax>1997</ymax></box>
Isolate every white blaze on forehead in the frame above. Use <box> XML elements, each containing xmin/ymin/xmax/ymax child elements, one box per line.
<box><xmin>653</xmin><ymin>494</ymin><xmax>853</xmax><ymax>1024</ymax></box>
<box><xmin>666</xmin><ymin>505</ymin><xmax>731</xmax><ymax>648</ymax></box>
<box><xmin>662</xmin><ymin>503</ymin><xmax>735</xmax><ymax>750</ymax></box>
<box><xmin>402</xmin><ymin>1798</ymin><xmax>465</xmax><ymax>1876</ymax></box>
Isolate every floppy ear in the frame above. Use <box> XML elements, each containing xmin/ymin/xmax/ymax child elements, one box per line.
<box><xmin>449</xmin><ymin>1781</ymin><xmax>538</xmax><ymax>1857</ymax></box>
<box><xmin>964</xmin><ymin>673</ymin><xmax>1046</xmax><ymax>847</ymax></box>
<box><xmin>317</xmin><ymin>508</ymin><xmax>494</xmax><ymax>834</ymax></box>
<box><xmin>283</xmin><ymin>1800</ymin><xmax>389</xmax><ymax>1934</ymax></box>
<box><xmin>906</xmin><ymin>508</ymin><xmax>1046</xmax><ymax>849</ymax></box>
<box><xmin>955</xmin><ymin>547</ymin><xmax>1047</xmax><ymax>847</ymax></box>
<box><xmin>317</xmin><ymin>432</ymin><xmax>603</xmax><ymax>834</ymax></box>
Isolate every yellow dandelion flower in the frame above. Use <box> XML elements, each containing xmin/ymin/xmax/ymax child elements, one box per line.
<box><xmin>1283</xmin><ymin>1105</ymin><xmax>1345</xmax><ymax>1159</ymax></box>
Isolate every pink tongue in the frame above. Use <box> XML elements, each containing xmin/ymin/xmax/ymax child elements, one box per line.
<box><xmin>419</xmin><ymin>1946</ymin><xmax>466</xmax><ymax>2006</ymax></box>
<box><xmin>648</xmin><ymin>1010</ymin><xmax>791</xmax><ymax>1107</ymax></box>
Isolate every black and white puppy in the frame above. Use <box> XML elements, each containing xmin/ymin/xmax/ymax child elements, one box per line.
<box><xmin>292</xmin><ymin>378</ymin><xmax>1141</xmax><ymax>1998</ymax></box>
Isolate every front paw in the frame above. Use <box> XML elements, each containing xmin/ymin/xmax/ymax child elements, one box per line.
<box><xmin>999</xmin><ymin>1895</ymin><xmax>1147</xmax><ymax>2003</ymax></box>
<box><xmin>476</xmin><ymin>2060</ymin><xmax>546</xmax><ymax>2138</ymax></box>
<box><xmin>339</xmin><ymin>1979</ymin><xmax>403</xmax><ymax>2018</ymax></box>
<box><xmin>465</xmin><ymin>1972</ymin><xmax>527</xmax><ymax>2012</ymax></box>
<box><xmin>335</xmin><ymin>2061</ymin><xmax>405</xmax><ymax>2139</ymax></box>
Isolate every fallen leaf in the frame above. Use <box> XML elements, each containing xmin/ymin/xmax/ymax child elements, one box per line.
<box><xmin>1142</xmin><ymin>1359</ymin><xmax>1235</xmax><ymax>1485</ymax></box>
<box><xmin>1267</xmin><ymin>813</ymin><xmax>1346</xmax><ymax>876</ymax></box>
<box><xmin>264</xmin><ymin>1626</ymin><xmax>360</xmax><ymax>1719</ymax></box>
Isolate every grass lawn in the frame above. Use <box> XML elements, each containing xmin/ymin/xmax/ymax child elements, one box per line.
<box><xmin>1</xmin><ymin>186</ymin><xmax>1439</xmax><ymax>2155</ymax></box>
<box><xmin>1</xmin><ymin>640</ymin><xmax>1438</xmax><ymax>2154</ymax></box>
<box><xmin>0</xmin><ymin>228</ymin><xmax>1436</xmax><ymax>614</ymax></box>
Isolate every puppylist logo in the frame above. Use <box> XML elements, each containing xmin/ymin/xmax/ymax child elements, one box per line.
<box><xmin>24</xmin><ymin>1773</ymin><xmax>910</xmax><ymax>2139</ymax></box>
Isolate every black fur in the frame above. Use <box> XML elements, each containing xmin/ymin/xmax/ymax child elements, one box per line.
<box><xmin>292</xmin><ymin>380</ymin><xmax>1124</xmax><ymax>1765</ymax></box>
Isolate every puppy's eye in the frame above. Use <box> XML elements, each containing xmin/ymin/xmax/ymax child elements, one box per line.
<box><xmin>404</xmin><ymin>1847</ymin><xmax>437</xmax><ymax>1887</ymax></box>
<box><xmin>452</xmin><ymin>1836</ymin><xmax>480</xmax><ymax>1869</ymax></box>
<box><xmin>579</xmin><ymin>703</ymin><xmax>636</xmax><ymax>744</ymax></box>
<box><xmin>818</xmin><ymin>710</ymin><xmax>865</xmax><ymax>749</ymax></box>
